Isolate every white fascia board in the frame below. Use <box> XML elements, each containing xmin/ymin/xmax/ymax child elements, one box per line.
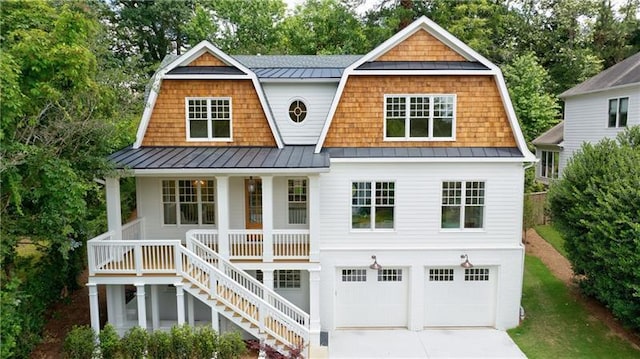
<box><xmin>350</xmin><ymin>69</ymin><xmax>496</xmax><ymax>76</ymax></box>
<box><xmin>233</xmin><ymin>262</ymin><xmax>322</xmax><ymax>271</ymax></box>
<box><xmin>315</xmin><ymin>16</ymin><xmax>502</xmax><ymax>153</ymax></box>
<box><xmin>250</xmin><ymin>73</ymin><xmax>285</xmax><ymax>148</ymax></box>
<box><xmin>493</xmin><ymin>71</ymin><xmax>536</xmax><ymax>162</ymax></box>
<box><xmin>133</xmin><ymin>74</ymin><xmax>164</xmax><ymax>149</ymax></box>
<box><xmin>131</xmin><ymin>167</ymin><xmax>330</xmax><ymax>176</ymax></box>
<box><xmin>163</xmin><ymin>40</ymin><xmax>252</xmax><ymax>75</ymax></box>
<box><xmin>163</xmin><ymin>74</ymin><xmax>254</xmax><ymax>80</ymax></box>
<box><xmin>320</xmin><ymin>244</ymin><xmax>524</xmax><ymax>252</ymax></box>
<box><xmin>329</xmin><ymin>157</ymin><xmax>530</xmax><ymax>164</ymax></box>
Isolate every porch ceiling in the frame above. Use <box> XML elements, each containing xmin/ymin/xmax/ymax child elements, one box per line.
<box><xmin>109</xmin><ymin>145</ymin><xmax>330</xmax><ymax>170</ymax></box>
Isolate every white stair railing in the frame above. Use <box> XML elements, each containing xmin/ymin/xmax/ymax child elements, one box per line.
<box><xmin>186</xmin><ymin>231</ymin><xmax>310</xmax><ymax>329</ymax></box>
<box><xmin>178</xmin><ymin>245</ymin><xmax>308</xmax><ymax>350</ymax></box>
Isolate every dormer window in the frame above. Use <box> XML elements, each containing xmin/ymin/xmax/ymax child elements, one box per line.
<box><xmin>288</xmin><ymin>100</ymin><xmax>307</xmax><ymax>123</ymax></box>
<box><xmin>384</xmin><ymin>94</ymin><xmax>455</xmax><ymax>140</ymax></box>
<box><xmin>186</xmin><ymin>97</ymin><xmax>232</xmax><ymax>141</ymax></box>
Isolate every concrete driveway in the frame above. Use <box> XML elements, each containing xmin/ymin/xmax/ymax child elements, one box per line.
<box><xmin>329</xmin><ymin>329</ymin><xmax>526</xmax><ymax>358</ymax></box>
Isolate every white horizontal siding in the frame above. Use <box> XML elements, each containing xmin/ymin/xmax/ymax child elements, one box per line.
<box><xmin>261</xmin><ymin>83</ymin><xmax>338</xmax><ymax>145</ymax></box>
<box><xmin>317</xmin><ymin>162</ymin><xmax>525</xmax><ymax>248</ymax></box>
<box><xmin>561</xmin><ymin>85</ymin><xmax>640</xmax><ymax>175</ymax></box>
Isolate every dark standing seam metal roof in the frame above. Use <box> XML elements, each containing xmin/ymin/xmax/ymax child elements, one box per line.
<box><xmin>252</xmin><ymin>67</ymin><xmax>344</xmax><ymax>79</ymax></box>
<box><xmin>356</xmin><ymin>61</ymin><xmax>489</xmax><ymax>71</ymax></box>
<box><xmin>166</xmin><ymin>66</ymin><xmax>246</xmax><ymax>75</ymax></box>
<box><xmin>560</xmin><ymin>51</ymin><xmax>640</xmax><ymax>97</ymax></box>
<box><xmin>325</xmin><ymin>147</ymin><xmax>523</xmax><ymax>158</ymax></box>
<box><xmin>109</xmin><ymin>146</ymin><xmax>330</xmax><ymax>170</ymax></box>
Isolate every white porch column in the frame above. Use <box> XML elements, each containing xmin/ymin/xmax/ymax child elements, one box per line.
<box><xmin>308</xmin><ymin>175</ymin><xmax>320</xmax><ymax>262</ymax></box>
<box><xmin>211</xmin><ymin>308</ymin><xmax>219</xmax><ymax>332</ymax></box>
<box><xmin>134</xmin><ymin>283</ymin><xmax>146</xmax><ymax>329</ymax></box>
<box><xmin>175</xmin><ymin>283</ymin><xmax>185</xmax><ymax>325</ymax></box>
<box><xmin>88</xmin><ymin>283</ymin><xmax>100</xmax><ymax>334</ymax></box>
<box><xmin>262</xmin><ymin>269</ymin><xmax>274</xmax><ymax>291</ymax></box>
<box><xmin>308</xmin><ymin>269</ymin><xmax>321</xmax><ymax>346</ymax></box>
<box><xmin>216</xmin><ymin>176</ymin><xmax>230</xmax><ymax>258</ymax></box>
<box><xmin>261</xmin><ymin>176</ymin><xmax>274</xmax><ymax>262</ymax></box>
<box><xmin>107</xmin><ymin>285</ymin><xmax>126</xmax><ymax>329</ymax></box>
<box><xmin>408</xmin><ymin>265</ymin><xmax>424</xmax><ymax>330</ymax></box>
<box><xmin>187</xmin><ymin>293</ymin><xmax>195</xmax><ymax>326</ymax></box>
<box><xmin>151</xmin><ymin>285</ymin><xmax>160</xmax><ymax>330</ymax></box>
<box><xmin>106</xmin><ymin>177</ymin><xmax>122</xmax><ymax>240</ymax></box>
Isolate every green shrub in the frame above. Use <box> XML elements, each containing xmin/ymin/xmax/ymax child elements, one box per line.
<box><xmin>147</xmin><ymin>330</ymin><xmax>172</xmax><ymax>359</ymax></box>
<box><xmin>217</xmin><ymin>331</ymin><xmax>246</xmax><ymax>359</ymax></box>
<box><xmin>548</xmin><ymin>126</ymin><xmax>640</xmax><ymax>331</ymax></box>
<box><xmin>63</xmin><ymin>325</ymin><xmax>96</xmax><ymax>359</ymax></box>
<box><xmin>193</xmin><ymin>326</ymin><xmax>218</xmax><ymax>358</ymax></box>
<box><xmin>121</xmin><ymin>326</ymin><xmax>148</xmax><ymax>359</ymax></box>
<box><xmin>99</xmin><ymin>323</ymin><xmax>120</xmax><ymax>359</ymax></box>
<box><xmin>170</xmin><ymin>324</ymin><xmax>196</xmax><ymax>359</ymax></box>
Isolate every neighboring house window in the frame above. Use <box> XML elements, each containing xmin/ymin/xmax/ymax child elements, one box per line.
<box><xmin>540</xmin><ymin>150</ymin><xmax>559</xmax><ymax>179</ymax></box>
<box><xmin>384</xmin><ymin>94</ymin><xmax>455</xmax><ymax>140</ymax></box>
<box><xmin>288</xmin><ymin>100</ymin><xmax>307</xmax><ymax>123</ymax></box>
<box><xmin>186</xmin><ymin>98</ymin><xmax>231</xmax><ymax>140</ymax></box>
<box><xmin>608</xmin><ymin>97</ymin><xmax>628</xmax><ymax>128</ymax></box>
<box><xmin>288</xmin><ymin>179</ymin><xmax>307</xmax><ymax>224</ymax></box>
<box><xmin>274</xmin><ymin>270</ymin><xmax>301</xmax><ymax>289</ymax></box>
<box><xmin>351</xmin><ymin>181</ymin><xmax>395</xmax><ymax>229</ymax></box>
<box><xmin>162</xmin><ymin>179</ymin><xmax>215</xmax><ymax>225</ymax></box>
<box><xmin>441</xmin><ymin>181</ymin><xmax>485</xmax><ymax>229</ymax></box>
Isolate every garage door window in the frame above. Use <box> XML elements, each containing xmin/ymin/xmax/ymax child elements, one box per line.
<box><xmin>429</xmin><ymin>268</ymin><xmax>454</xmax><ymax>281</ymax></box>
<box><xmin>378</xmin><ymin>269</ymin><xmax>403</xmax><ymax>281</ymax></box>
<box><xmin>464</xmin><ymin>268</ymin><xmax>490</xmax><ymax>281</ymax></box>
<box><xmin>342</xmin><ymin>269</ymin><xmax>367</xmax><ymax>282</ymax></box>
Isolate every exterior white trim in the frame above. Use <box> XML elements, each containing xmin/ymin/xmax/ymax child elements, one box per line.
<box><xmin>163</xmin><ymin>74</ymin><xmax>255</xmax><ymax>80</ymax></box>
<box><xmin>258</xmin><ymin>78</ymin><xmax>341</xmax><ymax>83</ymax></box>
<box><xmin>185</xmin><ymin>97</ymin><xmax>233</xmax><ymax>141</ymax></box>
<box><xmin>133</xmin><ymin>41</ymin><xmax>284</xmax><ymax>149</ymax></box>
<box><xmin>351</xmin><ymin>70</ymin><xmax>497</xmax><ymax>76</ymax></box>
<box><xmin>383</xmin><ymin>94</ymin><xmax>457</xmax><ymax>141</ymax></box>
<box><xmin>130</xmin><ymin>168</ymin><xmax>330</xmax><ymax>176</ymax></box>
<box><xmin>329</xmin><ymin>157</ymin><xmax>527</xmax><ymax>163</ymax></box>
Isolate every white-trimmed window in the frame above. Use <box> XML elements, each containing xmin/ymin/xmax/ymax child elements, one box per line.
<box><xmin>608</xmin><ymin>97</ymin><xmax>628</xmax><ymax>128</ymax></box>
<box><xmin>162</xmin><ymin>179</ymin><xmax>215</xmax><ymax>225</ymax></box>
<box><xmin>464</xmin><ymin>268</ymin><xmax>490</xmax><ymax>281</ymax></box>
<box><xmin>384</xmin><ymin>94</ymin><xmax>455</xmax><ymax>140</ymax></box>
<box><xmin>429</xmin><ymin>268</ymin><xmax>454</xmax><ymax>281</ymax></box>
<box><xmin>186</xmin><ymin>97</ymin><xmax>231</xmax><ymax>140</ymax></box>
<box><xmin>274</xmin><ymin>270</ymin><xmax>301</xmax><ymax>289</ymax></box>
<box><xmin>441</xmin><ymin>181</ymin><xmax>485</xmax><ymax>229</ymax></box>
<box><xmin>288</xmin><ymin>179</ymin><xmax>307</xmax><ymax>224</ymax></box>
<box><xmin>540</xmin><ymin>150</ymin><xmax>559</xmax><ymax>179</ymax></box>
<box><xmin>351</xmin><ymin>181</ymin><xmax>395</xmax><ymax>229</ymax></box>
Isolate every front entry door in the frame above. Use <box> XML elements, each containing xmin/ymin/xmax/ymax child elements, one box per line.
<box><xmin>245</xmin><ymin>178</ymin><xmax>262</xmax><ymax>229</ymax></box>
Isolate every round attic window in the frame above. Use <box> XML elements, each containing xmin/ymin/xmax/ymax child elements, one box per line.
<box><xmin>288</xmin><ymin>100</ymin><xmax>307</xmax><ymax>123</ymax></box>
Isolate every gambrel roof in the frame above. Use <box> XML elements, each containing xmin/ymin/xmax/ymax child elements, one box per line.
<box><xmin>560</xmin><ymin>52</ymin><xmax>640</xmax><ymax>98</ymax></box>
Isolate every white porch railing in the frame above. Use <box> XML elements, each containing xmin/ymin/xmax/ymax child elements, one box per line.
<box><xmin>189</xmin><ymin>229</ymin><xmax>310</xmax><ymax>260</ymax></box>
<box><xmin>121</xmin><ymin>218</ymin><xmax>145</xmax><ymax>241</ymax></box>
<box><xmin>87</xmin><ymin>236</ymin><xmax>181</xmax><ymax>276</ymax></box>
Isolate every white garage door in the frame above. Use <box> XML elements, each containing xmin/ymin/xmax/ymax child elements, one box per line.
<box><xmin>335</xmin><ymin>267</ymin><xmax>408</xmax><ymax>328</ymax></box>
<box><xmin>424</xmin><ymin>267</ymin><xmax>497</xmax><ymax>327</ymax></box>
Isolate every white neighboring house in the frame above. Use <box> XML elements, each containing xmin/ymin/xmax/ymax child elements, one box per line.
<box><xmin>86</xmin><ymin>16</ymin><xmax>535</xmax><ymax>357</ymax></box>
<box><xmin>533</xmin><ymin>52</ymin><xmax>640</xmax><ymax>181</ymax></box>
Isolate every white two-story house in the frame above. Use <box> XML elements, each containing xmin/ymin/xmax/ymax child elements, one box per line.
<box><xmin>533</xmin><ymin>52</ymin><xmax>639</xmax><ymax>181</ymax></box>
<box><xmin>87</xmin><ymin>16</ymin><xmax>535</xmax><ymax>356</ymax></box>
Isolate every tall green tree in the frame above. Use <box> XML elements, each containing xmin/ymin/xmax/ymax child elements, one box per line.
<box><xmin>503</xmin><ymin>52</ymin><xmax>560</xmax><ymax>142</ymax></box>
<box><xmin>279</xmin><ymin>0</ymin><xmax>370</xmax><ymax>54</ymax></box>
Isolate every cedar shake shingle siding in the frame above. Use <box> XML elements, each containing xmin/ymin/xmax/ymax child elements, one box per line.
<box><xmin>376</xmin><ymin>30</ymin><xmax>467</xmax><ymax>62</ymax></box>
<box><xmin>323</xmin><ymin>75</ymin><xmax>516</xmax><ymax>148</ymax></box>
<box><xmin>187</xmin><ymin>52</ymin><xmax>227</xmax><ymax>67</ymax></box>
<box><xmin>142</xmin><ymin>79</ymin><xmax>277</xmax><ymax>147</ymax></box>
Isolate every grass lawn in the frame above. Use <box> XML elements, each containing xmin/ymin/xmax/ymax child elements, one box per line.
<box><xmin>535</xmin><ymin>224</ymin><xmax>568</xmax><ymax>257</ymax></box>
<box><xmin>508</xmin><ymin>255</ymin><xmax>639</xmax><ymax>358</ymax></box>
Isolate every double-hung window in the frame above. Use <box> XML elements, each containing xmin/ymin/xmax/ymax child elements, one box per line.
<box><xmin>351</xmin><ymin>181</ymin><xmax>395</xmax><ymax>229</ymax></box>
<box><xmin>288</xmin><ymin>179</ymin><xmax>307</xmax><ymax>224</ymax></box>
<box><xmin>608</xmin><ymin>97</ymin><xmax>628</xmax><ymax>128</ymax></box>
<box><xmin>540</xmin><ymin>150</ymin><xmax>559</xmax><ymax>179</ymax></box>
<box><xmin>186</xmin><ymin>97</ymin><xmax>232</xmax><ymax>140</ymax></box>
<box><xmin>441</xmin><ymin>181</ymin><xmax>485</xmax><ymax>229</ymax></box>
<box><xmin>385</xmin><ymin>94</ymin><xmax>455</xmax><ymax>140</ymax></box>
<box><xmin>162</xmin><ymin>179</ymin><xmax>215</xmax><ymax>225</ymax></box>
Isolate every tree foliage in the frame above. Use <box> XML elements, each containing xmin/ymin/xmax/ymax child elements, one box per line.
<box><xmin>547</xmin><ymin>126</ymin><xmax>640</xmax><ymax>331</ymax></box>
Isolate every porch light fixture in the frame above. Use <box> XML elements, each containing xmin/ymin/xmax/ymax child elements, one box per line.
<box><xmin>248</xmin><ymin>176</ymin><xmax>256</xmax><ymax>193</ymax></box>
<box><xmin>460</xmin><ymin>254</ymin><xmax>473</xmax><ymax>269</ymax></box>
<box><xmin>369</xmin><ymin>255</ymin><xmax>382</xmax><ymax>270</ymax></box>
